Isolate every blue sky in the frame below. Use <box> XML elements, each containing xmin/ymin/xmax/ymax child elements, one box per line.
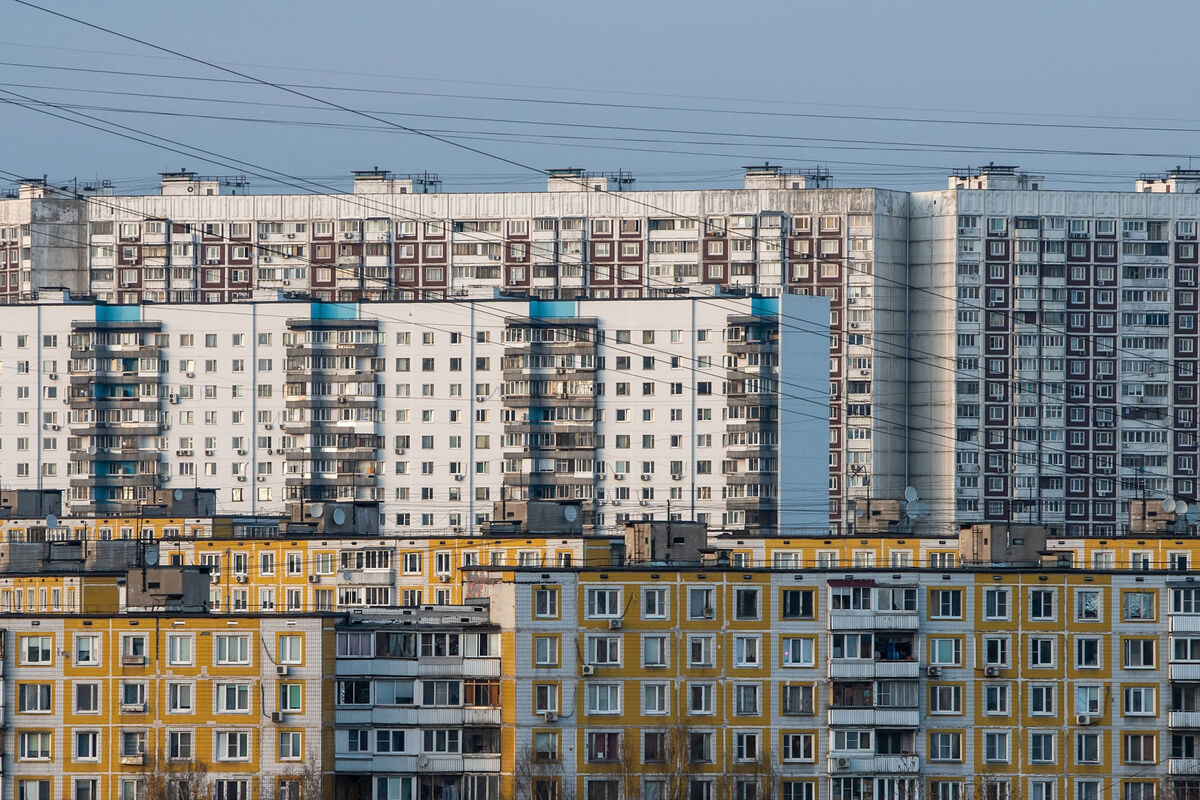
<box><xmin>2</xmin><ymin>0</ymin><xmax>1199</xmax><ymax>194</ymax></box>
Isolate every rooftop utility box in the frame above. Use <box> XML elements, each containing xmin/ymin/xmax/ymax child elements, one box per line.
<box><xmin>486</xmin><ymin>500</ymin><xmax>584</xmax><ymax>536</ymax></box>
<box><xmin>0</xmin><ymin>490</ymin><xmax>61</xmax><ymax>519</ymax></box>
<box><xmin>958</xmin><ymin>524</ymin><xmax>1052</xmax><ymax>566</ymax></box>
<box><xmin>624</xmin><ymin>520</ymin><xmax>708</xmax><ymax>564</ymax></box>
<box><xmin>288</xmin><ymin>501</ymin><xmax>380</xmax><ymax>535</ymax></box>
<box><xmin>142</xmin><ymin>488</ymin><xmax>217</xmax><ymax>518</ymax></box>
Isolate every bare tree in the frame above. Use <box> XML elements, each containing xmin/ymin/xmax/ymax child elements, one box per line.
<box><xmin>513</xmin><ymin>741</ymin><xmax>573</xmax><ymax>800</ymax></box>
<box><xmin>138</xmin><ymin>748</ymin><xmax>211</xmax><ymax>800</ymax></box>
<box><xmin>261</xmin><ymin>748</ymin><xmax>325</xmax><ymax>800</ymax></box>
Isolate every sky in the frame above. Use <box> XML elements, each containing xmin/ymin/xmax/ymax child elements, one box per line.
<box><xmin>2</xmin><ymin>0</ymin><xmax>1200</xmax><ymax>195</ymax></box>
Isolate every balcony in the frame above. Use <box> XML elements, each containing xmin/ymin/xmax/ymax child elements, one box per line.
<box><xmin>827</xmin><ymin>707</ymin><xmax>920</xmax><ymax>728</ymax></box>
<box><xmin>338</xmin><ymin>569</ymin><xmax>394</xmax><ymax>586</ymax></box>
<box><xmin>1169</xmin><ymin>711</ymin><xmax>1200</xmax><ymax>728</ymax></box>
<box><xmin>1169</xmin><ymin>758</ymin><xmax>1200</xmax><ymax>775</ymax></box>
<box><xmin>1171</xmin><ymin>616</ymin><xmax>1200</xmax><ymax>633</ymax></box>
<box><xmin>828</xmin><ymin>755</ymin><xmax>921</xmax><ymax>774</ymax></box>
<box><xmin>1171</xmin><ymin>664</ymin><xmax>1200</xmax><ymax>681</ymax></box>
<box><xmin>828</xmin><ymin>611</ymin><xmax>919</xmax><ymax>631</ymax></box>
<box><xmin>829</xmin><ymin>659</ymin><xmax>919</xmax><ymax>680</ymax></box>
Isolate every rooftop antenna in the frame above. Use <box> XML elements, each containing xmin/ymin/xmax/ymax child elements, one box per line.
<box><xmin>409</xmin><ymin>172</ymin><xmax>441</xmax><ymax>193</ymax></box>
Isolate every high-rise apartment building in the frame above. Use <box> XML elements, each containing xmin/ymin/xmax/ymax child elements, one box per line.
<box><xmin>0</xmin><ymin>295</ymin><xmax>827</xmax><ymax>535</ymax></box>
<box><xmin>7</xmin><ymin>164</ymin><xmax>1200</xmax><ymax>535</ymax></box>
<box><xmin>909</xmin><ymin>165</ymin><xmax>1200</xmax><ymax>535</ymax></box>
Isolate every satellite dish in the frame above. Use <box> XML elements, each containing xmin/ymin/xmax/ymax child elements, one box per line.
<box><xmin>903</xmin><ymin>486</ymin><xmax>919</xmax><ymax>503</ymax></box>
<box><xmin>174</xmin><ymin>489</ymin><xmax>183</xmax><ymax>501</ymax></box>
<box><xmin>144</xmin><ymin>548</ymin><xmax>160</xmax><ymax>566</ymax></box>
<box><xmin>45</xmin><ymin>514</ymin><xmax>57</xmax><ymax>530</ymax></box>
<box><xmin>332</xmin><ymin>507</ymin><xmax>346</xmax><ymax>526</ymax></box>
<box><xmin>1184</xmin><ymin>508</ymin><xmax>1200</xmax><ymax>527</ymax></box>
<box><xmin>854</xmin><ymin>505</ymin><xmax>865</xmax><ymax>518</ymax></box>
<box><xmin>309</xmin><ymin>503</ymin><xmax>324</xmax><ymax>519</ymax></box>
<box><xmin>908</xmin><ymin>500</ymin><xmax>929</xmax><ymax>519</ymax></box>
<box><xmin>564</xmin><ymin>506</ymin><xmax>579</xmax><ymax>524</ymax></box>
<box><xmin>86</xmin><ymin>446</ymin><xmax>96</xmax><ymax>456</ymax></box>
<box><xmin>1179</xmin><ymin>500</ymin><xmax>1191</xmax><ymax>517</ymax></box>
<box><xmin>1164</xmin><ymin>498</ymin><xmax>1178</xmax><ymax>514</ymax></box>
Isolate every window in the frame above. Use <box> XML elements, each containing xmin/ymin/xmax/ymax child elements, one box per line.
<box><xmin>534</xmin><ymin>684</ymin><xmax>558</xmax><ymax>714</ymax></box>
<box><xmin>734</xmin><ymin>588</ymin><xmax>759</xmax><ymax>620</ymax></box>
<box><xmin>215</xmin><ymin>635</ymin><xmax>250</xmax><ymax>665</ymax></box>
<box><xmin>18</xmin><ymin>682</ymin><xmax>51</xmax><ymax>713</ymax></box>
<box><xmin>1031</xmin><ymin>733</ymin><xmax>1057</xmax><ymax>764</ymax></box>
<box><xmin>689</xmin><ymin>683</ymin><xmax>714</xmax><ymax>714</ymax></box>
<box><xmin>781</xmin><ymin>732</ymin><xmax>814</xmax><ymax>762</ymax></box>
<box><xmin>586</xmin><ymin>588</ymin><xmax>621</xmax><ymax>618</ymax></box>
<box><xmin>984</xmin><ymin>731</ymin><xmax>1009</xmax><ymax>763</ymax></box>
<box><xmin>643</xmin><ymin>683</ymin><xmax>667</xmax><ymax>714</ymax></box>
<box><xmin>930</xmin><ymin>684</ymin><xmax>962</xmax><ymax>714</ymax></box>
<box><xmin>1030</xmin><ymin>589</ymin><xmax>1055</xmax><ymax>620</ymax></box>
<box><xmin>166</xmin><ymin>634</ymin><xmax>192</xmax><ymax>665</ymax></box>
<box><xmin>984</xmin><ymin>588</ymin><xmax>1010</xmax><ymax>620</ymax></box>
<box><xmin>929</xmin><ymin>638</ymin><xmax>962</xmax><ymax>666</ymax></box>
<box><xmin>1124</xmin><ymin>686</ymin><xmax>1155</xmax><ymax>716</ymax></box>
<box><xmin>688</xmin><ymin>587</ymin><xmax>715</xmax><ymax>619</ymax></box>
<box><xmin>75</xmin><ymin>635</ymin><xmax>99</xmax><ymax>665</ymax></box>
<box><xmin>1124</xmin><ymin>591</ymin><xmax>1156</xmax><ymax>620</ymax></box>
<box><xmin>929</xmin><ymin>732</ymin><xmax>962</xmax><ymax>761</ymax></box>
<box><xmin>1077</xmin><ymin>638</ymin><xmax>1101</xmax><ymax>668</ymax></box>
<box><xmin>534</xmin><ymin>636</ymin><xmax>559</xmax><ymax>666</ymax></box>
<box><xmin>1124</xmin><ymin>734</ymin><xmax>1156</xmax><ymax>764</ymax></box>
<box><xmin>983</xmin><ymin>637</ymin><xmax>1009</xmax><ymax>666</ymax></box>
<box><xmin>781</xmin><ymin>637</ymin><xmax>815</xmax><ymax>667</ymax></box>
<box><xmin>215</xmin><ymin>731</ymin><xmax>251</xmax><ymax>761</ymax></box>
<box><xmin>984</xmin><ymin>684</ymin><xmax>1009</xmax><ymax>714</ymax></box>
<box><xmin>782</xmin><ymin>684</ymin><xmax>815</xmax><ymax>716</ymax></box>
<box><xmin>643</xmin><ymin>635</ymin><xmax>667</xmax><ymax>668</ymax></box>
<box><xmin>19</xmin><ymin>635</ymin><xmax>52</xmax><ymax>664</ymax></box>
<box><xmin>1030</xmin><ymin>637</ymin><xmax>1054</xmax><ymax>667</ymax></box>
<box><xmin>1031</xmin><ymin>684</ymin><xmax>1055</xmax><ymax>715</ymax></box>
<box><xmin>1123</xmin><ymin>639</ymin><xmax>1156</xmax><ymax>669</ymax></box>
<box><xmin>932</xmin><ymin>590</ymin><xmax>962</xmax><ymax>618</ymax></box>
<box><xmin>734</xmin><ymin>636</ymin><xmax>760</xmax><ymax>667</ymax></box>
<box><xmin>534</xmin><ymin>587</ymin><xmax>559</xmax><ymax>618</ymax></box>
<box><xmin>643</xmin><ymin>588</ymin><xmax>667</xmax><ymax>618</ymax></box>
<box><xmin>782</xmin><ymin>589</ymin><xmax>815</xmax><ymax>619</ymax></box>
<box><xmin>1077</xmin><ymin>590</ymin><xmax>1101</xmax><ymax>621</ymax></box>
<box><xmin>734</xmin><ymin>684</ymin><xmax>759</xmax><ymax>715</ymax></box>
<box><xmin>18</xmin><ymin>731</ymin><xmax>51</xmax><ymax>760</ymax></box>
<box><xmin>586</xmin><ymin>684</ymin><xmax>620</xmax><ymax>714</ymax></box>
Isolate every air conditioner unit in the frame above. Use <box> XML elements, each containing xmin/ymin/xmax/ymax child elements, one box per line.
<box><xmin>1075</xmin><ymin>714</ymin><xmax>1093</xmax><ymax>726</ymax></box>
<box><xmin>701</xmin><ymin>607</ymin><xmax>714</xmax><ymax>619</ymax></box>
<box><xmin>475</xmin><ymin>395</ymin><xmax>486</xmax><ymax>403</ymax></box>
<box><xmin>640</xmin><ymin>473</ymin><xmax>652</xmax><ymax>481</ymax></box>
<box><xmin>276</xmin><ymin>665</ymin><xmax>289</xmax><ymax>677</ymax></box>
<box><xmin>543</xmin><ymin>711</ymin><xmax>558</xmax><ymax>723</ymax></box>
<box><xmin>454</xmin><ymin>474</ymin><xmax>464</xmax><ymax>481</ymax></box>
<box><xmin>453</xmin><ymin>526</ymin><xmax>464</xmax><ymax>533</ymax></box>
<box><xmin>984</xmin><ymin>666</ymin><xmax>1000</xmax><ymax>677</ymax></box>
<box><xmin>169</xmin><ymin>394</ymin><xmax>180</xmax><ymax>404</ymax></box>
<box><xmin>835</xmin><ymin>757</ymin><xmax>850</xmax><ymax>770</ymax></box>
<box><xmin>613</xmin><ymin>473</ymin><xmax>624</xmax><ymax>481</ymax></box>
<box><xmin>671</xmin><ymin>473</ymin><xmax>682</xmax><ymax>481</ymax></box>
<box><xmin>395</xmin><ymin>448</ymin><xmax>405</xmax><ymax>455</ymax></box>
<box><xmin>639</xmin><ymin>500</ymin><xmax>649</xmax><ymax>506</ymax></box>
<box><xmin>847</xmin><ymin>297</ymin><xmax>856</xmax><ymax>304</ymax></box>
<box><xmin>48</xmin><ymin>373</ymin><xmax>57</xmax><ymax>380</ymax></box>
<box><xmin>258</xmin><ymin>476</ymin><xmax>266</xmax><ymax>482</ymax></box>
<box><xmin>581</xmin><ymin>665</ymin><xmax>595</xmax><ymax>676</ymax></box>
<box><xmin>265</xmin><ymin>424</ymin><xmax>273</xmax><ymax>430</ymax></box>
<box><xmin>236</xmin><ymin>449</ymin><xmax>247</xmax><ymax>455</ymax></box>
<box><xmin>927</xmin><ymin>665</ymin><xmax>942</xmax><ymax>677</ymax></box>
<box><xmin>608</xmin><ymin>618</ymin><xmax>622</xmax><ymax>630</ymax></box>
<box><xmin>271</xmin><ymin>711</ymin><xmax>286</xmax><ymax>724</ymax></box>
<box><xmin>434</xmin><ymin>574</ymin><xmax>450</xmax><ymax>583</ymax></box>
<box><xmin>205</xmin><ymin>450</ymin><xmax>215</xmax><ymax>456</ymax></box>
<box><xmin>235</xmin><ymin>574</ymin><xmax>247</xmax><ymax>583</ymax></box>
<box><xmin>307</xmin><ymin>574</ymin><xmax>318</xmax><ymax>583</ymax></box>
